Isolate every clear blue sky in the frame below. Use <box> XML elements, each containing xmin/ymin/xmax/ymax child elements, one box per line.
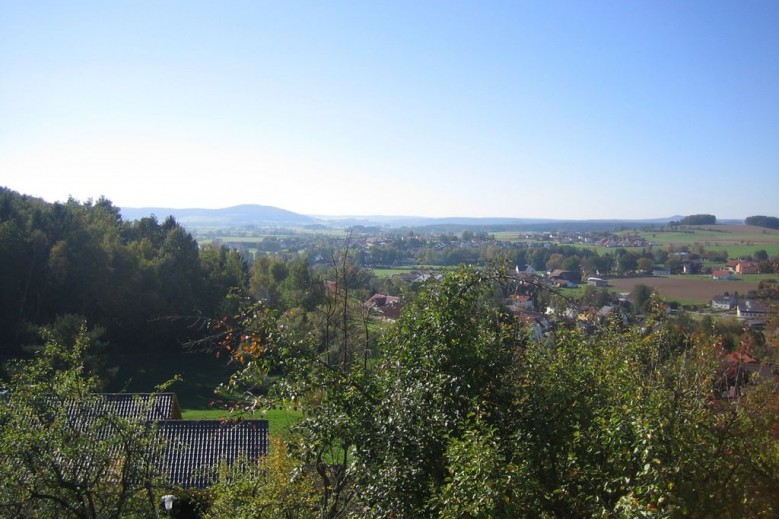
<box><xmin>1</xmin><ymin>1</ymin><xmax>777</xmax><ymax>219</ymax></box>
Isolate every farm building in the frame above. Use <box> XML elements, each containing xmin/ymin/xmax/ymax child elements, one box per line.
<box><xmin>587</xmin><ymin>277</ymin><xmax>608</xmax><ymax>287</ymax></box>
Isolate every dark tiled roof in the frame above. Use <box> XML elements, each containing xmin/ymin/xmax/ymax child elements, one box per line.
<box><xmin>27</xmin><ymin>393</ymin><xmax>267</xmax><ymax>489</ymax></box>
<box><xmin>77</xmin><ymin>393</ymin><xmax>182</xmax><ymax>421</ymax></box>
<box><xmin>157</xmin><ymin>420</ymin><xmax>269</xmax><ymax>488</ymax></box>
<box><xmin>30</xmin><ymin>393</ymin><xmax>180</xmax><ymax>436</ymax></box>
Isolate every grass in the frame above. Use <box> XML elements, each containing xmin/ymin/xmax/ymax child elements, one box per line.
<box><xmin>636</xmin><ymin>226</ymin><xmax>779</xmax><ymax>256</ymax></box>
<box><xmin>371</xmin><ymin>266</ymin><xmax>446</xmax><ymax>278</ymax></box>
<box><xmin>106</xmin><ymin>352</ymin><xmax>306</xmax><ymax>438</ymax></box>
<box><xmin>181</xmin><ymin>407</ymin><xmax>305</xmax><ymax>439</ymax></box>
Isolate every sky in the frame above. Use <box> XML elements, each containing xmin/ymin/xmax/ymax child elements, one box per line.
<box><xmin>1</xmin><ymin>1</ymin><xmax>777</xmax><ymax>219</ymax></box>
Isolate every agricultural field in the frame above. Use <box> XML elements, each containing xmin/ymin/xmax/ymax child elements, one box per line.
<box><xmin>606</xmin><ymin>274</ymin><xmax>779</xmax><ymax>306</ymax></box>
<box><xmin>637</xmin><ymin>225</ymin><xmax>779</xmax><ymax>256</ymax></box>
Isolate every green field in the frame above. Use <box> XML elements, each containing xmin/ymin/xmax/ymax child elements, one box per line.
<box><xmin>494</xmin><ymin>225</ymin><xmax>779</xmax><ymax>258</ymax></box>
<box><xmin>181</xmin><ymin>407</ymin><xmax>304</xmax><ymax>439</ymax></box>
<box><xmin>371</xmin><ymin>266</ymin><xmax>446</xmax><ymax>278</ymax></box>
<box><xmin>637</xmin><ymin>225</ymin><xmax>779</xmax><ymax>256</ymax></box>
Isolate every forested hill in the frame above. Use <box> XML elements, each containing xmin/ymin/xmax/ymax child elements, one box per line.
<box><xmin>0</xmin><ymin>187</ymin><xmax>248</xmax><ymax>357</ymax></box>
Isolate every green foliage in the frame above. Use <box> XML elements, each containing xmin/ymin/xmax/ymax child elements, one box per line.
<box><xmin>206</xmin><ymin>437</ymin><xmax>318</xmax><ymax>519</ymax></box>
<box><xmin>434</xmin><ymin>423</ymin><xmax>520</xmax><ymax>518</ymax></box>
<box><xmin>0</xmin><ymin>324</ymin><xmax>165</xmax><ymax>518</ymax></box>
<box><xmin>210</xmin><ymin>265</ymin><xmax>779</xmax><ymax>518</ymax></box>
<box><xmin>630</xmin><ymin>283</ymin><xmax>655</xmax><ymax>314</ymax></box>
<box><xmin>353</xmin><ymin>267</ymin><xmax>522</xmax><ymax>517</ymax></box>
<box><xmin>0</xmin><ymin>188</ymin><xmax>249</xmax><ymax>357</ymax></box>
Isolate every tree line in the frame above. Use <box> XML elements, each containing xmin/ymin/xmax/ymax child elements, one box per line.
<box><xmin>0</xmin><ymin>187</ymin><xmax>248</xmax><ymax>358</ymax></box>
<box><xmin>746</xmin><ymin>215</ymin><xmax>779</xmax><ymax>230</ymax></box>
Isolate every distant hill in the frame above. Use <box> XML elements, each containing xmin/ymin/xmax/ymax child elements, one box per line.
<box><xmin>120</xmin><ymin>205</ymin><xmax>731</xmax><ymax>232</ymax></box>
<box><xmin>120</xmin><ymin>204</ymin><xmax>318</xmax><ymax>227</ymax></box>
<box><xmin>313</xmin><ymin>215</ymin><xmax>693</xmax><ymax>232</ymax></box>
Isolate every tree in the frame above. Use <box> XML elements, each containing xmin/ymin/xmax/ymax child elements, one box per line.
<box><xmin>211</xmin><ymin>265</ymin><xmax>779</xmax><ymax>518</ymax></box>
<box><xmin>561</xmin><ymin>254</ymin><xmax>581</xmax><ymax>275</ymax></box>
<box><xmin>615</xmin><ymin>249</ymin><xmax>639</xmax><ymax>275</ymax></box>
<box><xmin>206</xmin><ymin>437</ymin><xmax>319</xmax><ymax>519</ymax></box>
<box><xmin>745</xmin><ymin>215</ymin><xmax>779</xmax><ymax>230</ymax></box>
<box><xmin>630</xmin><ymin>283</ymin><xmax>655</xmax><ymax>314</ymax></box>
<box><xmin>637</xmin><ymin>256</ymin><xmax>654</xmax><ymax>273</ymax></box>
<box><xmin>0</xmin><ymin>324</ymin><xmax>165</xmax><ymax>518</ymax></box>
<box><xmin>680</xmin><ymin>214</ymin><xmax>716</xmax><ymax>225</ymax></box>
<box><xmin>354</xmin><ymin>267</ymin><xmax>521</xmax><ymax>517</ymax></box>
<box><xmin>545</xmin><ymin>253</ymin><xmax>564</xmax><ymax>271</ymax></box>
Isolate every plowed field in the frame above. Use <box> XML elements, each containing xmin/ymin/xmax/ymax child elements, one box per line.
<box><xmin>605</xmin><ymin>276</ymin><xmax>766</xmax><ymax>303</ymax></box>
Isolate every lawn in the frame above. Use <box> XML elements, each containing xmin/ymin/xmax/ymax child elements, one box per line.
<box><xmin>371</xmin><ymin>266</ymin><xmax>445</xmax><ymax>278</ymax></box>
<box><xmin>181</xmin><ymin>407</ymin><xmax>304</xmax><ymax>439</ymax></box>
<box><xmin>107</xmin><ymin>352</ymin><xmax>306</xmax><ymax>437</ymax></box>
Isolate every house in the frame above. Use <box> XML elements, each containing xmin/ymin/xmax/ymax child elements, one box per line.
<box><xmin>719</xmin><ymin>351</ymin><xmax>760</xmax><ymax>398</ymax></box>
<box><xmin>735</xmin><ymin>260</ymin><xmax>759</xmax><ymax>275</ymax></box>
<box><xmin>548</xmin><ymin>269</ymin><xmax>581</xmax><ymax>283</ymax></box>
<box><xmin>79</xmin><ymin>392</ymin><xmax>183</xmax><ymax>420</ymax></box>
<box><xmin>364</xmin><ymin>293</ymin><xmax>404</xmax><ymax>321</ymax></box>
<box><xmin>157</xmin><ymin>420</ymin><xmax>269</xmax><ymax>488</ymax></box>
<box><xmin>55</xmin><ymin>393</ymin><xmax>268</xmax><ymax>489</ymax></box>
<box><xmin>598</xmin><ymin>305</ymin><xmax>615</xmax><ymax>319</ymax></box>
<box><xmin>710</xmin><ymin>295</ymin><xmax>737</xmax><ymax>310</ymax></box>
<box><xmin>737</xmin><ymin>300</ymin><xmax>775</xmax><ymax>320</ymax></box>
<box><xmin>712</xmin><ymin>269</ymin><xmax>736</xmax><ymax>280</ymax></box>
<box><xmin>511</xmin><ymin>309</ymin><xmax>550</xmax><ymax>341</ymax></box>
<box><xmin>506</xmin><ymin>294</ymin><xmax>534</xmax><ymax>312</ymax></box>
<box><xmin>551</xmin><ymin>278</ymin><xmax>577</xmax><ymax>288</ymax></box>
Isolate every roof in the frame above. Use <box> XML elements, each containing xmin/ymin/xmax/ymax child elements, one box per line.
<box><xmin>26</xmin><ymin>393</ymin><xmax>267</xmax><ymax>489</ymax></box>
<box><xmin>77</xmin><ymin>393</ymin><xmax>182</xmax><ymax>421</ymax></box>
<box><xmin>26</xmin><ymin>393</ymin><xmax>181</xmax><ymax>437</ymax></box>
<box><xmin>157</xmin><ymin>420</ymin><xmax>268</xmax><ymax>488</ymax></box>
<box><xmin>364</xmin><ymin>293</ymin><xmax>402</xmax><ymax>308</ymax></box>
